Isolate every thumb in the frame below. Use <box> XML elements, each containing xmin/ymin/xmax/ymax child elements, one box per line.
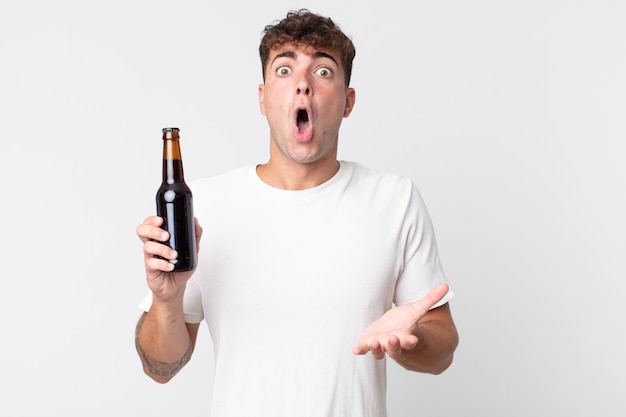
<box><xmin>411</xmin><ymin>283</ymin><xmax>449</xmax><ymax>314</ymax></box>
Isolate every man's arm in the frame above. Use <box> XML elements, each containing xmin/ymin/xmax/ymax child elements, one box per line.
<box><xmin>135</xmin><ymin>215</ymin><xmax>203</xmax><ymax>383</ymax></box>
<box><xmin>353</xmin><ymin>283</ymin><xmax>459</xmax><ymax>374</ymax></box>
<box><xmin>135</xmin><ymin>303</ymin><xmax>201</xmax><ymax>383</ymax></box>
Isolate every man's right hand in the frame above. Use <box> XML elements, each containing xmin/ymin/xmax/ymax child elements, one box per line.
<box><xmin>136</xmin><ymin>215</ymin><xmax>203</xmax><ymax>304</ymax></box>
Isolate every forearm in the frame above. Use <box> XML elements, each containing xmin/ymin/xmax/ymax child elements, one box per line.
<box><xmin>135</xmin><ymin>298</ymin><xmax>192</xmax><ymax>383</ymax></box>
<box><xmin>395</xmin><ymin>306</ymin><xmax>459</xmax><ymax>374</ymax></box>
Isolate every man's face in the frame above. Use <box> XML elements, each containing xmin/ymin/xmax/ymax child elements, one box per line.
<box><xmin>258</xmin><ymin>43</ymin><xmax>356</xmax><ymax>167</ymax></box>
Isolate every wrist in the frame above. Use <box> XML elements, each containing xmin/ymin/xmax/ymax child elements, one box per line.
<box><xmin>150</xmin><ymin>291</ymin><xmax>186</xmax><ymax>321</ymax></box>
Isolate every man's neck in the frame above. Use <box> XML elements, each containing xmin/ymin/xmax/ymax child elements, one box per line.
<box><xmin>256</xmin><ymin>159</ymin><xmax>340</xmax><ymax>190</ymax></box>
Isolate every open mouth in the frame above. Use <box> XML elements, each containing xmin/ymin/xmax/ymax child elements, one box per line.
<box><xmin>294</xmin><ymin>107</ymin><xmax>313</xmax><ymax>142</ymax></box>
<box><xmin>296</xmin><ymin>108</ymin><xmax>310</xmax><ymax>133</ymax></box>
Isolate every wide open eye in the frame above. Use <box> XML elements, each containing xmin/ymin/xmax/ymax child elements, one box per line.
<box><xmin>316</xmin><ymin>67</ymin><xmax>332</xmax><ymax>78</ymax></box>
<box><xmin>276</xmin><ymin>66</ymin><xmax>292</xmax><ymax>76</ymax></box>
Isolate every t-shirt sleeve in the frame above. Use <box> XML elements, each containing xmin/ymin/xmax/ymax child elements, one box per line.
<box><xmin>393</xmin><ymin>182</ymin><xmax>455</xmax><ymax>307</ymax></box>
<box><xmin>182</xmin><ymin>273</ymin><xmax>205</xmax><ymax>323</ymax></box>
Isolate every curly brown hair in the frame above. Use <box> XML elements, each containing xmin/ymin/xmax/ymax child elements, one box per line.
<box><xmin>259</xmin><ymin>9</ymin><xmax>356</xmax><ymax>87</ymax></box>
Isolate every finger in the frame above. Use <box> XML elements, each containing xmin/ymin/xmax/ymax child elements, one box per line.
<box><xmin>136</xmin><ymin>216</ymin><xmax>164</xmax><ymax>241</ymax></box>
<box><xmin>194</xmin><ymin>218</ymin><xmax>203</xmax><ymax>250</ymax></box>
<box><xmin>409</xmin><ymin>283</ymin><xmax>449</xmax><ymax>316</ymax></box>
<box><xmin>194</xmin><ymin>217</ymin><xmax>203</xmax><ymax>237</ymax></box>
<box><xmin>399</xmin><ymin>334</ymin><xmax>418</xmax><ymax>351</ymax></box>
<box><xmin>427</xmin><ymin>283</ymin><xmax>450</xmax><ymax>305</ymax></box>
<box><xmin>137</xmin><ymin>223</ymin><xmax>169</xmax><ymax>243</ymax></box>
<box><xmin>142</xmin><ymin>215</ymin><xmax>164</xmax><ymax>227</ymax></box>
<box><xmin>145</xmin><ymin>256</ymin><xmax>175</xmax><ymax>274</ymax></box>
<box><xmin>387</xmin><ymin>335</ymin><xmax>402</xmax><ymax>355</ymax></box>
<box><xmin>352</xmin><ymin>342</ymin><xmax>370</xmax><ymax>355</ymax></box>
<box><xmin>144</xmin><ymin>239</ymin><xmax>176</xmax><ymax>259</ymax></box>
<box><xmin>369</xmin><ymin>340</ymin><xmax>385</xmax><ymax>360</ymax></box>
<box><xmin>352</xmin><ymin>341</ymin><xmax>371</xmax><ymax>355</ymax></box>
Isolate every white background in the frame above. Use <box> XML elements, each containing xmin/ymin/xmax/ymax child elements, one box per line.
<box><xmin>2</xmin><ymin>0</ymin><xmax>625</xmax><ymax>416</ymax></box>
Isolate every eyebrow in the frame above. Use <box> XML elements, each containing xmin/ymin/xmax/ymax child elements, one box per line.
<box><xmin>271</xmin><ymin>50</ymin><xmax>339</xmax><ymax>66</ymax></box>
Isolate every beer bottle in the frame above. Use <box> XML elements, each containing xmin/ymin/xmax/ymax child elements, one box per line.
<box><xmin>156</xmin><ymin>127</ymin><xmax>197</xmax><ymax>271</ymax></box>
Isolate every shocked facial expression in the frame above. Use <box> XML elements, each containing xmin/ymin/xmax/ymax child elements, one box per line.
<box><xmin>258</xmin><ymin>43</ymin><xmax>356</xmax><ymax>167</ymax></box>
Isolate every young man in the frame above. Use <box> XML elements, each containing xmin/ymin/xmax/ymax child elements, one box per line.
<box><xmin>135</xmin><ymin>9</ymin><xmax>458</xmax><ymax>416</ymax></box>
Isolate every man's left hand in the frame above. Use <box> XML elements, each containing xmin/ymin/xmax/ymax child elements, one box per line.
<box><xmin>352</xmin><ymin>283</ymin><xmax>449</xmax><ymax>360</ymax></box>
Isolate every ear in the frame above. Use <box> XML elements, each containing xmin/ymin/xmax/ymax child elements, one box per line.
<box><xmin>258</xmin><ymin>84</ymin><xmax>266</xmax><ymax>116</ymax></box>
<box><xmin>343</xmin><ymin>87</ymin><xmax>356</xmax><ymax>118</ymax></box>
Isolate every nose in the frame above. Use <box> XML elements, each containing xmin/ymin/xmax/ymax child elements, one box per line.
<box><xmin>296</xmin><ymin>73</ymin><xmax>311</xmax><ymax>96</ymax></box>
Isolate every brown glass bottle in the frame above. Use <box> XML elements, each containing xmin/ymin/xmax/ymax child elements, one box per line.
<box><xmin>156</xmin><ymin>127</ymin><xmax>197</xmax><ymax>271</ymax></box>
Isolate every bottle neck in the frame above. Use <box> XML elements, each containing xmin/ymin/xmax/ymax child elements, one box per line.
<box><xmin>162</xmin><ymin>139</ymin><xmax>185</xmax><ymax>184</ymax></box>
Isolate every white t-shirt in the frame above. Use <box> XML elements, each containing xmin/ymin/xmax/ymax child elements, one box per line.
<box><xmin>140</xmin><ymin>161</ymin><xmax>454</xmax><ymax>417</ymax></box>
